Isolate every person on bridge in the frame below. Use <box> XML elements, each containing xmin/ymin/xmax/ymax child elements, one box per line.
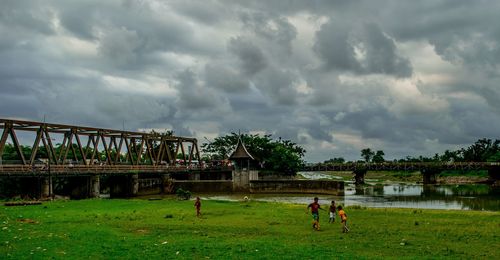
<box><xmin>194</xmin><ymin>197</ymin><xmax>201</xmax><ymax>217</ymax></box>
<box><xmin>307</xmin><ymin>197</ymin><xmax>324</xmax><ymax>231</ymax></box>
<box><xmin>338</xmin><ymin>205</ymin><xmax>349</xmax><ymax>233</ymax></box>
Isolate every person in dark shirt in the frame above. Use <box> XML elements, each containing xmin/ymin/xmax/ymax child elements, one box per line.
<box><xmin>194</xmin><ymin>197</ymin><xmax>201</xmax><ymax>217</ymax></box>
<box><xmin>307</xmin><ymin>197</ymin><xmax>324</xmax><ymax>230</ymax></box>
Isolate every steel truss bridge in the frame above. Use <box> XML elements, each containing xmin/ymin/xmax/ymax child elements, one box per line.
<box><xmin>0</xmin><ymin>119</ymin><xmax>214</xmax><ymax>176</ymax></box>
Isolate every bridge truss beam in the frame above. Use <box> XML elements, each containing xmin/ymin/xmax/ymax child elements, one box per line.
<box><xmin>0</xmin><ymin>119</ymin><xmax>201</xmax><ymax>167</ymax></box>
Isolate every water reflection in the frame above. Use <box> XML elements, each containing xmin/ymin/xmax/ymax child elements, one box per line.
<box><xmin>214</xmin><ymin>172</ymin><xmax>500</xmax><ymax>211</ymax></box>
<box><xmin>346</xmin><ymin>183</ymin><xmax>500</xmax><ymax>211</ymax></box>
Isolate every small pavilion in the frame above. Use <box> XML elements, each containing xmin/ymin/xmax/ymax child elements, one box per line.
<box><xmin>228</xmin><ymin>136</ymin><xmax>256</xmax><ymax>170</ymax></box>
<box><xmin>229</xmin><ymin>136</ymin><xmax>259</xmax><ymax>191</ymax></box>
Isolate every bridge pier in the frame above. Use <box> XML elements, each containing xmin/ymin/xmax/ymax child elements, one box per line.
<box><xmin>488</xmin><ymin>167</ymin><xmax>500</xmax><ymax>185</ymax></box>
<box><xmin>161</xmin><ymin>174</ymin><xmax>174</xmax><ymax>194</ymax></box>
<box><xmin>421</xmin><ymin>168</ymin><xmax>440</xmax><ymax>184</ymax></box>
<box><xmin>353</xmin><ymin>169</ymin><xmax>367</xmax><ymax>185</ymax></box>
<box><xmin>110</xmin><ymin>174</ymin><xmax>139</xmax><ymax>198</ymax></box>
<box><xmin>89</xmin><ymin>175</ymin><xmax>100</xmax><ymax>198</ymax></box>
<box><xmin>40</xmin><ymin>177</ymin><xmax>52</xmax><ymax>199</ymax></box>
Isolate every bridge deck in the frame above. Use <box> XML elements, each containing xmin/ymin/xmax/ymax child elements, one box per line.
<box><xmin>0</xmin><ymin>164</ymin><xmax>232</xmax><ymax>176</ymax></box>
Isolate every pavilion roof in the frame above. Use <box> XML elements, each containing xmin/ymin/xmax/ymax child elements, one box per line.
<box><xmin>229</xmin><ymin>136</ymin><xmax>255</xmax><ymax>160</ymax></box>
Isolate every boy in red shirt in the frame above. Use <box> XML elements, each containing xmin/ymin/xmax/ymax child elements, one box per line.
<box><xmin>307</xmin><ymin>197</ymin><xmax>324</xmax><ymax>231</ymax></box>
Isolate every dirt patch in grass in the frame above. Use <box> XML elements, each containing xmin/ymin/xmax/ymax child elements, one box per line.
<box><xmin>17</xmin><ymin>218</ymin><xmax>38</xmax><ymax>224</ymax></box>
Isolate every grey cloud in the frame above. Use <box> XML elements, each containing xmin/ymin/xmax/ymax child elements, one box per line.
<box><xmin>240</xmin><ymin>13</ymin><xmax>297</xmax><ymax>54</ymax></box>
<box><xmin>314</xmin><ymin>21</ymin><xmax>412</xmax><ymax>77</ymax></box>
<box><xmin>98</xmin><ymin>27</ymin><xmax>143</xmax><ymax>68</ymax></box>
<box><xmin>169</xmin><ymin>0</ymin><xmax>228</xmax><ymax>25</ymax></box>
<box><xmin>0</xmin><ymin>1</ymin><xmax>55</xmax><ymax>35</ymax></box>
<box><xmin>205</xmin><ymin>64</ymin><xmax>250</xmax><ymax>93</ymax></box>
<box><xmin>313</xmin><ymin>21</ymin><xmax>359</xmax><ymax>72</ymax></box>
<box><xmin>357</xmin><ymin>23</ymin><xmax>412</xmax><ymax>77</ymax></box>
<box><xmin>253</xmin><ymin>67</ymin><xmax>299</xmax><ymax>105</ymax></box>
<box><xmin>228</xmin><ymin>37</ymin><xmax>268</xmax><ymax>76</ymax></box>
<box><xmin>174</xmin><ymin>69</ymin><xmax>230</xmax><ymax>116</ymax></box>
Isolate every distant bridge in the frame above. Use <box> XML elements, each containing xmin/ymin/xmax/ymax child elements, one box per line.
<box><xmin>301</xmin><ymin>162</ymin><xmax>500</xmax><ymax>172</ymax></box>
<box><xmin>301</xmin><ymin>162</ymin><xmax>500</xmax><ymax>184</ymax></box>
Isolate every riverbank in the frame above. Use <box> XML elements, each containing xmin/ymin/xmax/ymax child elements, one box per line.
<box><xmin>1</xmin><ymin>199</ymin><xmax>498</xmax><ymax>259</ymax></box>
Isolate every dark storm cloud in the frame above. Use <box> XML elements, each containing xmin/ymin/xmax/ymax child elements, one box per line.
<box><xmin>1</xmin><ymin>0</ymin><xmax>500</xmax><ymax>162</ymax></box>
<box><xmin>228</xmin><ymin>37</ymin><xmax>268</xmax><ymax>76</ymax></box>
<box><xmin>205</xmin><ymin>64</ymin><xmax>250</xmax><ymax>93</ymax></box>
<box><xmin>252</xmin><ymin>67</ymin><xmax>299</xmax><ymax>105</ymax></box>
<box><xmin>314</xmin><ymin>21</ymin><xmax>412</xmax><ymax>77</ymax></box>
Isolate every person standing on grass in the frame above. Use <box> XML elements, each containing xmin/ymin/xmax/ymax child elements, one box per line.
<box><xmin>307</xmin><ymin>197</ymin><xmax>324</xmax><ymax>231</ymax></box>
<box><xmin>338</xmin><ymin>205</ymin><xmax>349</xmax><ymax>233</ymax></box>
<box><xmin>329</xmin><ymin>200</ymin><xmax>336</xmax><ymax>223</ymax></box>
<box><xmin>194</xmin><ymin>197</ymin><xmax>201</xmax><ymax>217</ymax></box>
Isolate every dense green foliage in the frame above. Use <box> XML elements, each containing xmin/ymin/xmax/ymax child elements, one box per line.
<box><xmin>1</xmin><ymin>199</ymin><xmax>498</xmax><ymax>259</ymax></box>
<box><xmin>360</xmin><ymin>148</ymin><xmax>385</xmax><ymax>163</ymax></box>
<box><xmin>201</xmin><ymin>133</ymin><xmax>305</xmax><ymax>174</ymax></box>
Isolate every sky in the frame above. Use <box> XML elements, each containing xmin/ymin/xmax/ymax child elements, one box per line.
<box><xmin>1</xmin><ymin>0</ymin><xmax>500</xmax><ymax>162</ymax></box>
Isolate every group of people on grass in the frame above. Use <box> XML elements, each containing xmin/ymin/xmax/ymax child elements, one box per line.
<box><xmin>193</xmin><ymin>196</ymin><xmax>348</xmax><ymax>232</ymax></box>
<box><xmin>307</xmin><ymin>197</ymin><xmax>349</xmax><ymax>232</ymax></box>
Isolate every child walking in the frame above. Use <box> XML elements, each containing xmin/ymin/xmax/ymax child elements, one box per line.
<box><xmin>194</xmin><ymin>197</ymin><xmax>201</xmax><ymax>217</ymax></box>
<box><xmin>338</xmin><ymin>205</ymin><xmax>349</xmax><ymax>233</ymax></box>
<box><xmin>307</xmin><ymin>197</ymin><xmax>324</xmax><ymax>231</ymax></box>
<box><xmin>329</xmin><ymin>200</ymin><xmax>336</xmax><ymax>223</ymax></box>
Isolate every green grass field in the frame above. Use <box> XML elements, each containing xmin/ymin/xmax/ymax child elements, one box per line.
<box><xmin>1</xmin><ymin>198</ymin><xmax>499</xmax><ymax>259</ymax></box>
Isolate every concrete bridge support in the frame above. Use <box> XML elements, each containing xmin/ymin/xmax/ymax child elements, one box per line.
<box><xmin>65</xmin><ymin>176</ymin><xmax>100</xmax><ymax>199</ymax></box>
<box><xmin>161</xmin><ymin>174</ymin><xmax>174</xmax><ymax>194</ymax></box>
<box><xmin>40</xmin><ymin>177</ymin><xmax>52</xmax><ymax>199</ymax></box>
<box><xmin>89</xmin><ymin>175</ymin><xmax>100</xmax><ymax>198</ymax></box>
<box><xmin>421</xmin><ymin>168</ymin><xmax>440</xmax><ymax>184</ymax></box>
<box><xmin>110</xmin><ymin>174</ymin><xmax>139</xmax><ymax>198</ymax></box>
<box><xmin>353</xmin><ymin>169</ymin><xmax>367</xmax><ymax>185</ymax></box>
<box><xmin>488</xmin><ymin>167</ymin><xmax>500</xmax><ymax>185</ymax></box>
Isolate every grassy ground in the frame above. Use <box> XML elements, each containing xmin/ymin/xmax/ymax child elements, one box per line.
<box><xmin>1</xmin><ymin>198</ymin><xmax>499</xmax><ymax>259</ymax></box>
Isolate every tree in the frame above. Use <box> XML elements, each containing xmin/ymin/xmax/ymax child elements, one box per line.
<box><xmin>324</xmin><ymin>157</ymin><xmax>345</xmax><ymax>164</ymax></box>
<box><xmin>201</xmin><ymin>133</ymin><xmax>305</xmax><ymax>174</ymax></box>
<box><xmin>460</xmin><ymin>138</ymin><xmax>500</xmax><ymax>162</ymax></box>
<box><xmin>372</xmin><ymin>150</ymin><xmax>385</xmax><ymax>163</ymax></box>
<box><xmin>361</xmin><ymin>148</ymin><xmax>375</xmax><ymax>162</ymax></box>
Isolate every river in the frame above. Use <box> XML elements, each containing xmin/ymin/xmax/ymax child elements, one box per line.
<box><xmin>203</xmin><ymin>172</ymin><xmax>500</xmax><ymax>211</ymax></box>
